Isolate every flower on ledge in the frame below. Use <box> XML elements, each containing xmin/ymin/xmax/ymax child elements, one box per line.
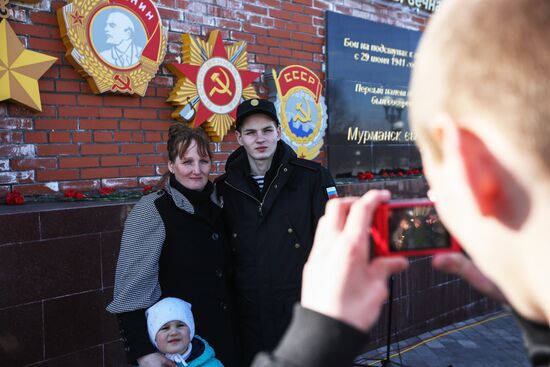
<box><xmin>98</xmin><ymin>187</ymin><xmax>116</xmax><ymax>196</ymax></box>
<box><xmin>64</xmin><ymin>189</ymin><xmax>86</xmax><ymax>200</ymax></box>
<box><xmin>6</xmin><ymin>190</ymin><xmax>25</xmax><ymax>205</ymax></box>
<box><xmin>142</xmin><ymin>185</ymin><xmax>154</xmax><ymax>194</ymax></box>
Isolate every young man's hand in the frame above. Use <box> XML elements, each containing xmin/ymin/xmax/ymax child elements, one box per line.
<box><xmin>301</xmin><ymin>190</ymin><xmax>409</xmax><ymax>331</ymax></box>
<box><xmin>137</xmin><ymin>353</ymin><xmax>177</xmax><ymax>367</ymax></box>
<box><xmin>432</xmin><ymin>253</ymin><xmax>506</xmax><ymax>303</ymax></box>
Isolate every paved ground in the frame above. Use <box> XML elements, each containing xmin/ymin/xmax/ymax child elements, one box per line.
<box><xmin>356</xmin><ymin>311</ymin><xmax>530</xmax><ymax>367</ymax></box>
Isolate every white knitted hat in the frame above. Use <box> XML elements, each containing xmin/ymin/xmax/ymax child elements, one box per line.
<box><xmin>145</xmin><ymin>297</ymin><xmax>195</xmax><ymax>347</ymax></box>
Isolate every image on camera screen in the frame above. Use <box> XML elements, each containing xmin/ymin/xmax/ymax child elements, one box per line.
<box><xmin>388</xmin><ymin>206</ymin><xmax>450</xmax><ymax>252</ymax></box>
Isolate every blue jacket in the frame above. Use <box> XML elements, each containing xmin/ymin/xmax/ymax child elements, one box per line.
<box><xmin>178</xmin><ymin>336</ymin><xmax>223</xmax><ymax>367</ymax></box>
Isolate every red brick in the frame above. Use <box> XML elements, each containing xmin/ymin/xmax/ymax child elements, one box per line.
<box><xmin>273</xmin><ymin>19</ymin><xmax>298</xmax><ymax>31</ymax></box>
<box><xmin>35</xmin><ymin>119</ymin><xmax>77</xmax><ymax>130</ymax></box>
<box><xmin>101</xmin><ymin>178</ymin><xmax>138</xmax><ymax>188</ymax></box>
<box><xmin>256</xmin><ymin>36</ymin><xmax>281</xmax><ymax>47</ymax></box>
<box><xmin>25</xmin><ymin>132</ymin><xmax>48</xmax><ymax>144</ymax></box>
<box><xmin>124</xmin><ymin>109</ymin><xmax>157</xmax><ymax>119</ymax></box>
<box><xmin>31</xmin><ymin>12</ymin><xmax>58</xmax><ymax>26</ymax></box>
<box><xmin>72</xmin><ymin>132</ymin><xmax>93</xmax><ymax>143</ymax></box>
<box><xmin>120</xmin><ymin>120</ymin><xmax>141</xmax><ymax>130</ymax></box>
<box><xmin>244</xmin><ymin>3</ymin><xmax>268</xmax><ymax>15</ymax></box>
<box><xmin>14</xmin><ymin>183</ymin><xmax>59</xmax><ymax>196</ymax></box>
<box><xmin>101</xmin><ymin>155</ymin><xmax>137</xmax><ymax>167</ymax></box>
<box><xmin>120</xmin><ymin>166</ymin><xmax>155</xmax><ymax>177</ymax></box>
<box><xmin>29</xmin><ymin>37</ymin><xmax>65</xmax><ymax>53</ymax></box>
<box><xmin>132</xmin><ymin>132</ymin><xmax>144</xmax><ymax>142</ymax></box>
<box><xmin>37</xmin><ymin>144</ymin><xmax>78</xmax><ymax>156</ymax></box>
<box><xmin>217</xmin><ymin>19</ymin><xmax>241</xmax><ymax>30</ymax></box>
<box><xmin>120</xmin><ymin>144</ymin><xmax>155</xmax><ymax>154</ymax></box>
<box><xmin>41</xmin><ymin>93</ymin><xmax>76</xmax><ymax>105</ymax></box>
<box><xmin>0</xmin><ymin>170</ymin><xmax>34</xmax><ymax>184</ymax></box>
<box><xmin>157</xmin><ymin>110</ymin><xmax>173</xmax><ymax>121</ymax></box>
<box><xmin>139</xmin><ymin>155</ymin><xmax>166</xmax><ymax>165</ymax></box>
<box><xmin>158</xmin><ymin>8</ymin><xmax>182</xmax><ymax>20</ymax></box>
<box><xmin>144</xmin><ymin>132</ymin><xmax>162</xmax><ymax>142</ymax></box>
<box><xmin>81</xmin><ymin>144</ymin><xmax>119</xmax><ymax>155</ymax></box>
<box><xmin>248</xmin><ymin>44</ymin><xmax>269</xmax><ymax>54</ymax></box>
<box><xmin>43</xmin><ymin>66</ymin><xmax>60</xmax><ymax>79</ymax></box>
<box><xmin>231</xmin><ymin>31</ymin><xmax>255</xmax><ymax>44</ymax></box>
<box><xmin>256</xmin><ymin>55</ymin><xmax>279</xmax><ymax>65</ymax></box>
<box><xmin>302</xmin><ymin>43</ymin><xmax>323</xmax><ymax>53</ymax></box>
<box><xmin>150</xmin><ymin>76</ymin><xmax>173</xmax><ymax>88</ymax></box>
<box><xmin>94</xmin><ymin>132</ymin><xmax>113</xmax><ymax>143</ymax></box>
<box><xmin>294</xmin><ymin>0</ymin><xmax>313</xmax><ymax>5</ymax></box>
<box><xmin>114</xmin><ymin>132</ymin><xmax>132</xmax><ymax>142</ymax></box>
<box><xmin>141</xmin><ymin>121</ymin><xmax>172</xmax><ymax>131</ymax></box>
<box><xmin>59</xmin><ymin>66</ymin><xmax>83</xmax><ymax>80</ymax></box>
<box><xmin>270</xmin><ymin>48</ymin><xmax>292</xmax><ymax>57</ymax></box>
<box><xmin>59</xmin><ymin>180</ymin><xmax>101</xmax><ymax>192</ymax></box>
<box><xmin>37</xmin><ymin>169</ymin><xmax>79</xmax><ymax>182</ymax></box>
<box><xmin>302</xmin><ymin>6</ymin><xmax>323</xmax><ymax>17</ymax></box>
<box><xmin>292</xmin><ymin>50</ymin><xmax>313</xmax><ymax>60</ymax></box>
<box><xmin>269</xmin><ymin>9</ymin><xmax>295</xmax><ymax>22</ymax></box>
<box><xmin>98</xmin><ymin>108</ymin><xmax>123</xmax><ymax>118</ymax></box>
<box><xmin>0</xmin><ymin>131</ymin><xmax>23</xmax><ymax>143</ymax></box>
<box><xmin>212</xmin><ymin>152</ymin><xmax>230</xmax><ymax>161</ymax></box>
<box><xmin>156</xmin><ymin>87</ymin><xmax>171</xmax><ymax>98</ymax></box>
<box><xmin>77</xmin><ymin>95</ymin><xmax>104</xmax><ymax>106</ymax></box>
<box><xmin>0</xmin><ymin>118</ymin><xmax>32</xmax><ymax>130</ymax></box>
<box><xmin>258</xmin><ymin>0</ymin><xmax>281</xmax><ymax>7</ymax></box>
<box><xmin>81</xmin><ymin>167</ymin><xmax>119</xmax><ymax>179</ymax></box>
<box><xmin>80</xmin><ymin>119</ymin><xmax>118</xmax><ymax>130</ymax></box>
<box><xmin>11</xmin><ymin>158</ymin><xmax>57</xmax><ymax>170</ymax></box>
<box><xmin>59</xmin><ymin>106</ymin><xmax>99</xmax><ymax>118</ymax></box>
<box><xmin>59</xmin><ymin>157</ymin><xmax>99</xmax><ymax>168</ymax></box>
<box><xmin>243</xmin><ymin>23</ymin><xmax>268</xmax><ymax>36</ymax></box>
<box><xmin>280</xmin><ymin>40</ymin><xmax>303</xmax><ymax>50</ymax></box>
<box><xmin>49</xmin><ymin>132</ymin><xmax>71</xmax><ymax>143</ymax></box>
<box><xmin>38</xmin><ymin>79</ymin><xmax>55</xmax><ymax>92</ymax></box>
<box><xmin>140</xmin><ymin>97</ymin><xmax>170</xmax><ymax>109</ymax></box>
<box><xmin>297</xmin><ymin>23</ymin><xmax>318</xmax><ymax>34</ymax></box>
<box><xmin>291</xmin><ymin>32</ymin><xmax>323</xmax><ymax>44</ymax></box>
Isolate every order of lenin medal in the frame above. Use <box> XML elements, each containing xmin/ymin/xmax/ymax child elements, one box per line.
<box><xmin>273</xmin><ymin>65</ymin><xmax>327</xmax><ymax>160</ymax></box>
<box><xmin>57</xmin><ymin>0</ymin><xmax>167</xmax><ymax>96</ymax></box>
<box><xmin>167</xmin><ymin>30</ymin><xmax>260</xmax><ymax>142</ymax></box>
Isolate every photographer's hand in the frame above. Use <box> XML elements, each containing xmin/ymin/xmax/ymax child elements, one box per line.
<box><xmin>432</xmin><ymin>253</ymin><xmax>506</xmax><ymax>303</ymax></box>
<box><xmin>301</xmin><ymin>190</ymin><xmax>409</xmax><ymax>331</ymax></box>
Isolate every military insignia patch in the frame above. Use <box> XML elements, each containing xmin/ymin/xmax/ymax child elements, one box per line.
<box><xmin>167</xmin><ymin>30</ymin><xmax>261</xmax><ymax>142</ymax></box>
<box><xmin>57</xmin><ymin>0</ymin><xmax>167</xmax><ymax>96</ymax></box>
<box><xmin>272</xmin><ymin>65</ymin><xmax>328</xmax><ymax>160</ymax></box>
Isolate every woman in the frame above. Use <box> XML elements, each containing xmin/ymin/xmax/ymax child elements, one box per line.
<box><xmin>107</xmin><ymin>124</ymin><xmax>238</xmax><ymax>367</ymax></box>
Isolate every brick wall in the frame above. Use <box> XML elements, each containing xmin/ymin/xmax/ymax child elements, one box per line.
<box><xmin>0</xmin><ymin>0</ymin><xmax>430</xmax><ymax>198</ymax></box>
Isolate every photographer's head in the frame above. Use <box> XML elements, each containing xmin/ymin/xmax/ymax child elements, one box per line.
<box><xmin>411</xmin><ymin>0</ymin><xmax>550</xmax><ymax>322</ymax></box>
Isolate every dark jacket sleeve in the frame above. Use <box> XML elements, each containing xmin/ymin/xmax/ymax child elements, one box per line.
<box><xmin>311</xmin><ymin>167</ymin><xmax>336</xmax><ymax>228</ymax></box>
<box><xmin>251</xmin><ymin>304</ymin><xmax>368</xmax><ymax>367</ymax></box>
<box><xmin>117</xmin><ymin>309</ymin><xmax>158</xmax><ymax>363</ymax></box>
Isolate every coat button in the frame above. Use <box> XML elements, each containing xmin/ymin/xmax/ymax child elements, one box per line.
<box><xmin>294</xmin><ymin>243</ymin><xmax>300</xmax><ymax>249</ymax></box>
<box><xmin>274</xmin><ymin>184</ymin><xmax>278</xmax><ymax>189</ymax></box>
<box><xmin>216</xmin><ymin>269</ymin><xmax>223</xmax><ymax>277</ymax></box>
<box><xmin>287</xmin><ymin>228</ymin><xmax>293</xmax><ymax>234</ymax></box>
<box><xmin>283</xmin><ymin>167</ymin><xmax>288</xmax><ymax>172</ymax></box>
<box><xmin>232</xmin><ymin>232</ymin><xmax>237</xmax><ymax>238</ymax></box>
<box><xmin>220</xmin><ymin>301</ymin><xmax>228</xmax><ymax>310</ymax></box>
<box><xmin>212</xmin><ymin>233</ymin><xmax>219</xmax><ymax>240</ymax></box>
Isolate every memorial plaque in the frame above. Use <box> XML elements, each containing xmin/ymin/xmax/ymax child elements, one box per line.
<box><xmin>326</xmin><ymin>11</ymin><xmax>422</xmax><ymax>178</ymax></box>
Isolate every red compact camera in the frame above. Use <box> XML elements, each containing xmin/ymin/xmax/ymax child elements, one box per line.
<box><xmin>371</xmin><ymin>198</ymin><xmax>461</xmax><ymax>257</ymax></box>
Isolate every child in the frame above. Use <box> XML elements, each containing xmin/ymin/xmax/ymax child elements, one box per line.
<box><xmin>145</xmin><ymin>297</ymin><xmax>223</xmax><ymax>367</ymax></box>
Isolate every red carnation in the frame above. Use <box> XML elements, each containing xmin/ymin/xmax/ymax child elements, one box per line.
<box><xmin>6</xmin><ymin>190</ymin><xmax>25</xmax><ymax>205</ymax></box>
<box><xmin>64</xmin><ymin>189</ymin><xmax>86</xmax><ymax>199</ymax></box>
<box><xmin>99</xmin><ymin>187</ymin><xmax>115</xmax><ymax>196</ymax></box>
<box><xmin>143</xmin><ymin>185</ymin><xmax>153</xmax><ymax>194</ymax></box>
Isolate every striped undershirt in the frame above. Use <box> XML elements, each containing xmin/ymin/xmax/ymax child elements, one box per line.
<box><xmin>251</xmin><ymin>175</ymin><xmax>265</xmax><ymax>191</ymax></box>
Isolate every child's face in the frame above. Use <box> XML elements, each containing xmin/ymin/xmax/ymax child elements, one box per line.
<box><xmin>155</xmin><ymin>320</ymin><xmax>191</xmax><ymax>354</ymax></box>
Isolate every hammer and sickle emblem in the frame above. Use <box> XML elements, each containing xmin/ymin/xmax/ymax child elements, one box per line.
<box><xmin>112</xmin><ymin>75</ymin><xmax>132</xmax><ymax>91</ymax></box>
<box><xmin>294</xmin><ymin>98</ymin><xmax>312</xmax><ymax>123</ymax></box>
<box><xmin>209</xmin><ymin>68</ymin><xmax>233</xmax><ymax>97</ymax></box>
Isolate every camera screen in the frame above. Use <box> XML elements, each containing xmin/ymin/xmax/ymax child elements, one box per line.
<box><xmin>388</xmin><ymin>206</ymin><xmax>450</xmax><ymax>252</ymax></box>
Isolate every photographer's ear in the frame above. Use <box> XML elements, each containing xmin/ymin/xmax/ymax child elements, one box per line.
<box><xmin>457</xmin><ymin>128</ymin><xmax>503</xmax><ymax>217</ymax></box>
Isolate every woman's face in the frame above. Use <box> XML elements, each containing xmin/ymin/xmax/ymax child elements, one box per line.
<box><xmin>168</xmin><ymin>140</ymin><xmax>211</xmax><ymax>191</ymax></box>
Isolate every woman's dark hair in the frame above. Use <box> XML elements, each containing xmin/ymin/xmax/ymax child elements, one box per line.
<box><xmin>158</xmin><ymin>124</ymin><xmax>212</xmax><ymax>187</ymax></box>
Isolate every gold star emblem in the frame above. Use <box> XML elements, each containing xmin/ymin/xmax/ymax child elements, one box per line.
<box><xmin>0</xmin><ymin>19</ymin><xmax>57</xmax><ymax>112</ymax></box>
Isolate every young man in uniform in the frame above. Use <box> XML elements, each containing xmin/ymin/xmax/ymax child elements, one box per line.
<box><xmin>216</xmin><ymin>98</ymin><xmax>336</xmax><ymax>364</ymax></box>
<box><xmin>251</xmin><ymin>0</ymin><xmax>550</xmax><ymax>366</ymax></box>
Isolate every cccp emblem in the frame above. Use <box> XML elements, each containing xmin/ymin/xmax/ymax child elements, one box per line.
<box><xmin>167</xmin><ymin>30</ymin><xmax>260</xmax><ymax>142</ymax></box>
<box><xmin>57</xmin><ymin>0</ymin><xmax>167</xmax><ymax>96</ymax></box>
<box><xmin>273</xmin><ymin>65</ymin><xmax>328</xmax><ymax>160</ymax></box>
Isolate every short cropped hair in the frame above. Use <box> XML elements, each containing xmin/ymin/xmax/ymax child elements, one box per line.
<box><xmin>410</xmin><ymin>0</ymin><xmax>550</xmax><ymax>172</ymax></box>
